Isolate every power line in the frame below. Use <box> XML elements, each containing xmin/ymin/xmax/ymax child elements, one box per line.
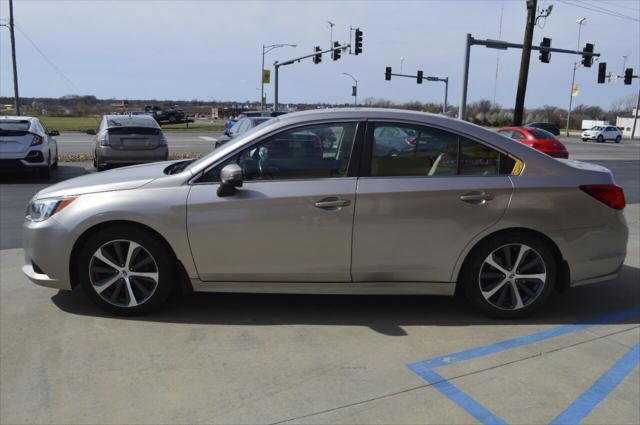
<box><xmin>573</xmin><ymin>0</ymin><xmax>640</xmax><ymax>19</ymax></box>
<box><xmin>13</xmin><ymin>23</ymin><xmax>83</xmax><ymax>95</ymax></box>
<box><xmin>558</xmin><ymin>0</ymin><xmax>640</xmax><ymax>22</ymax></box>
<box><xmin>585</xmin><ymin>1</ymin><xmax>639</xmax><ymax>13</ymax></box>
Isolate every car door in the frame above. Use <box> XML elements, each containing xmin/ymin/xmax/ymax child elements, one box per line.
<box><xmin>187</xmin><ymin>121</ymin><xmax>363</xmax><ymax>282</ymax></box>
<box><xmin>606</xmin><ymin>126</ymin><xmax>617</xmax><ymax>139</ymax></box>
<box><xmin>352</xmin><ymin>121</ymin><xmax>514</xmax><ymax>283</ymax></box>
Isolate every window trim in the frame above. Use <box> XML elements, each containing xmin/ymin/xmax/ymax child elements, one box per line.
<box><xmin>190</xmin><ymin>119</ymin><xmax>366</xmax><ymax>185</ymax></box>
<box><xmin>361</xmin><ymin>119</ymin><xmax>516</xmax><ymax>179</ymax></box>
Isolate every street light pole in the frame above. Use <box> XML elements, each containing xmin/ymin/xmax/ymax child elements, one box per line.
<box><xmin>342</xmin><ymin>73</ymin><xmax>358</xmax><ymax>106</ymax></box>
<box><xmin>565</xmin><ymin>17</ymin><xmax>586</xmax><ymax>136</ymax></box>
<box><xmin>261</xmin><ymin>43</ymin><xmax>296</xmax><ymax>111</ymax></box>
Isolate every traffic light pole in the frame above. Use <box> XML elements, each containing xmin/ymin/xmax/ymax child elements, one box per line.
<box><xmin>273</xmin><ymin>43</ymin><xmax>350</xmax><ymax>111</ymax></box>
<box><xmin>387</xmin><ymin>72</ymin><xmax>449</xmax><ymax>113</ymax></box>
<box><xmin>457</xmin><ymin>34</ymin><xmax>600</xmax><ymax>121</ymax></box>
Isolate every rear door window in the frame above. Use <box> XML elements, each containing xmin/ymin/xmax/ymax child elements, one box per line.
<box><xmin>369</xmin><ymin>122</ymin><xmax>510</xmax><ymax>177</ymax></box>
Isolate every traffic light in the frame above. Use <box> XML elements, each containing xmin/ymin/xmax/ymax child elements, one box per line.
<box><xmin>581</xmin><ymin>43</ymin><xmax>594</xmax><ymax>67</ymax></box>
<box><xmin>385</xmin><ymin>67</ymin><xmax>392</xmax><ymax>81</ymax></box>
<box><xmin>597</xmin><ymin>62</ymin><xmax>607</xmax><ymax>84</ymax></box>
<box><xmin>354</xmin><ymin>28</ymin><xmax>363</xmax><ymax>55</ymax></box>
<box><xmin>417</xmin><ymin>71</ymin><xmax>423</xmax><ymax>84</ymax></box>
<box><xmin>624</xmin><ymin>68</ymin><xmax>634</xmax><ymax>85</ymax></box>
<box><xmin>539</xmin><ymin>37</ymin><xmax>551</xmax><ymax>63</ymax></box>
<box><xmin>331</xmin><ymin>42</ymin><xmax>341</xmax><ymax>61</ymax></box>
<box><xmin>312</xmin><ymin>46</ymin><xmax>322</xmax><ymax>65</ymax></box>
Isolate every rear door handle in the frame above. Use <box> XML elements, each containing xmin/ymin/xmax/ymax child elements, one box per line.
<box><xmin>459</xmin><ymin>191</ymin><xmax>494</xmax><ymax>204</ymax></box>
<box><xmin>315</xmin><ymin>197</ymin><xmax>351</xmax><ymax>210</ymax></box>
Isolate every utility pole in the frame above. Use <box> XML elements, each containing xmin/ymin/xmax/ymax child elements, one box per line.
<box><xmin>513</xmin><ymin>0</ymin><xmax>537</xmax><ymax>126</ymax></box>
<box><xmin>8</xmin><ymin>0</ymin><xmax>21</xmax><ymax>115</ymax></box>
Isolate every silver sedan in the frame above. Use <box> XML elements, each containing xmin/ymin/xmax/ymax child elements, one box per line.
<box><xmin>22</xmin><ymin>109</ymin><xmax>628</xmax><ymax>318</ymax></box>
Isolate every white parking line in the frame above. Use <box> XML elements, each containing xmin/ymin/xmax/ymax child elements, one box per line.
<box><xmin>199</xmin><ymin>136</ymin><xmax>217</xmax><ymax>142</ymax></box>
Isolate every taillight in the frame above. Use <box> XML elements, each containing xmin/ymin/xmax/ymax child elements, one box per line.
<box><xmin>30</xmin><ymin>133</ymin><xmax>43</xmax><ymax>146</ymax></box>
<box><xmin>98</xmin><ymin>131</ymin><xmax>110</xmax><ymax>146</ymax></box>
<box><xmin>159</xmin><ymin>132</ymin><xmax>167</xmax><ymax>146</ymax></box>
<box><xmin>580</xmin><ymin>185</ymin><xmax>626</xmax><ymax>210</ymax></box>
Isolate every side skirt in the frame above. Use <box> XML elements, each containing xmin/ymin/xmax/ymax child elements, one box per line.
<box><xmin>190</xmin><ymin>280</ymin><xmax>456</xmax><ymax>296</ymax></box>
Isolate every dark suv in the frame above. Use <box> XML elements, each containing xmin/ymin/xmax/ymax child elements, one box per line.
<box><xmin>526</xmin><ymin>122</ymin><xmax>560</xmax><ymax>136</ymax></box>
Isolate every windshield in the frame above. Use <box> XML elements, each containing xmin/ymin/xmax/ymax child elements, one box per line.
<box><xmin>187</xmin><ymin>117</ymin><xmax>280</xmax><ymax>171</ymax></box>
<box><xmin>591</xmin><ymin>126</ymin><xmax>603</xmax><ymax>131</ymax></box>
<box><xmin>528</xmin><ymin>128</ymin><xmax>555</xmax><ymax>139</ymax></box>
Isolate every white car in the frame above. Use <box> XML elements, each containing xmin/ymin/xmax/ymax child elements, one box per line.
<box><xmin>0</xmin><ymin>116</ymin><xmax>59</xmax><ymax>178</ymax></box>
<box><xmin>582</xmin><ymin>125</ymin><xmax>622</xmax><ymax>143</ymax></box>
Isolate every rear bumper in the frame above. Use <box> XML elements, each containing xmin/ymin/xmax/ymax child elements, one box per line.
<box><xmin>97</xmin><ymin>146</ymin><xmax>168</xmax><ymax>165</ymax></box>
<box><xmin>549</xmin><ymin>211</ymin><xmax>628</xmax><ymax>287</ymax></box>
<box><xmin>0</xmin><ymin>150</ymin><xmax>49</xmax><ymax>170</ymax></box>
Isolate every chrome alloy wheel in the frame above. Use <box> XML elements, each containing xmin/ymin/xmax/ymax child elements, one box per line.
<box><xmin>89</xmin><ymin>240</ymin><xmax>159</xmax><ymax>308</ymax></box>
<box><xmin>478</xmin><ymin>244</ymin><xmax>547</xmax><ymax>311</ymax></box>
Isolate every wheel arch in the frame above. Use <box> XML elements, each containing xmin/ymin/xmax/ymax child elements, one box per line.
<box><xmin>69</xmin><ymin>220</ymin><xmax>192</xmax><ymax>293</ymax></box>
<box><xmin>453</xmin><ymin>227</ymin><xmax>570</xmax><ymax>296</ymax></box>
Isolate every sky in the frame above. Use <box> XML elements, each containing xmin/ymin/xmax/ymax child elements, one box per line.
<box><xmin>0</xmin><ymin>0</ymin><xmax>638</xmax><ymax>110</ymax></box>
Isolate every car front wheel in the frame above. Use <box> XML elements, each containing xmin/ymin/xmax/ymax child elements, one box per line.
<box><xmin>461</xmin><ymin>233</ymin><xmax>557</xmax><ymax>319</ymax></box>
<box><xmin>78</xmin><ymin>226</ymin><xmax>176</xmax><ymax>315</ymax></box>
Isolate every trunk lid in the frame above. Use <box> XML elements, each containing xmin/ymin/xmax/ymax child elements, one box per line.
<box><xmin>0</xmin><ymin>130</ymin><xmax>36</xmax><ymax>154</ymax></box>
<box><xmin>107</xmin><ymin>127</ymin><xmax>162</xmax><ymax>150</ymax></box>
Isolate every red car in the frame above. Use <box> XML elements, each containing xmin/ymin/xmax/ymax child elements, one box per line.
<box><xmin>497</xmin><ymin>126</ymin><xmax>569</xmax><ymax>159</ymax></box>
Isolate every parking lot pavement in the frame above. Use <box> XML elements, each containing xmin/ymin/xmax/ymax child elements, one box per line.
<box><xmin>56</xmin><ymin>131</ymin><xmax>222</xmax><ymax>155</ymax></box>
<box><xmin>1</xmin><ymin>139</ymin><xmax>639</xmax><ymax>424</ymax></box>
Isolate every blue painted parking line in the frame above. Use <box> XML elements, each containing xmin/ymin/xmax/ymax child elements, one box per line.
<box><xmin>407</xmin><ymin>307</ymin><xmax>640</xmax><ymax>425</ymax></box>
<box><xmin>550</xmin><ymin>341</ymin><xmax>640</xmax><ymax>425</ymax></box>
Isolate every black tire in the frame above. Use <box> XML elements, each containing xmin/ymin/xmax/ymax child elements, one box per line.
<box><xmin>460</xmin><ymin>232</ymin><xmax>557</xmax><ymax>319</ymax></box>
<box><xmin>597</xmin><ymin>135</ymin><xmax>604</xmax><ymax>143</ymax></box>
<box><xmin>615</xmin><ymin>135</ymin><xmax>621</xmax><ymax>144</ymax></box>
<box><xmin>78</xmin><ymin>225</ymin><xmax>176</xmax><ymax>315</ymax></box>
<box><xmin>38</xmin><ymin>157</ymin><xmax>51</xmax><ymax>179</ymax></box>
<box><xmin>52</xmin><ymin>152</ymin><xmax>59</xmax><ymax>169</ymax></box>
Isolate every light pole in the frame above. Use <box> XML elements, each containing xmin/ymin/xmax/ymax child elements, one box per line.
<box><xmin>327</xmin><ymin>21</ymin><xmax>335</xmax><ymax>47</ymax></box>
<box><xmin>342</xmin><ymin>73</ymin><xmax>358</xmax><ymax>106</ymax></box>
<box><xmin>261</xmin><ymin>43</ymin><xmax>296</xmax><ymax>110</ymax></box>
<box><xmin>565</xmin><ymin>17</ymin><xmax>586</xmax><ymax>136</ymax></box>
<box><xmin>400</xmin><ymin>57</ymin><xmax>404</xmax><ymax>74</ymax></box>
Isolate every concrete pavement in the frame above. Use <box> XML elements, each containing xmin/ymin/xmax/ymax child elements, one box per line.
<box><xmin>1</xmin><ymin>137</ymin><xmax>638</xmax><ymax>424</ymax></box>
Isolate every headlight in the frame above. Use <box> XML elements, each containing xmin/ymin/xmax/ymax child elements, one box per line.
<box><xmin>26</xmin><ymin>197</ymin><xmax>77</xmax><ymax>222</ymax></box>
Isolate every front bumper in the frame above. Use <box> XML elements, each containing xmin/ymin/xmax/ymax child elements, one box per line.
<box><xmin>582</xmin><ymin>133</ymin><xmax>599</xmax><ymax>140</ymax></box>
<box><xmin>22</xmin><ymin>217</ymin><xmax>75</xmax><ymax>290</ymax></box>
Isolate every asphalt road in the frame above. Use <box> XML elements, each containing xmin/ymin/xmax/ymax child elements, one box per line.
<box><xmin>56</xmin><ymin>131</ymin><xmax>224</xmax><ymax>155</ymax></box>
<box><xmin>1</xmin><ymin>137</ymin><xmax>639</xmax><ymax>424</ymax></box>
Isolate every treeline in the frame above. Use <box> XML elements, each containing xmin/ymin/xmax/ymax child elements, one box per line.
<box><xmin>362</xmin><ymin>93</ymin><xmax>637</xmax><ymax>128</ymax></box>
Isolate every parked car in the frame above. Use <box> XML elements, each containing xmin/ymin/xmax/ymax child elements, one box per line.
<box><xmin>581</xmin><ymin>126</ymin><xmax>622</xmax><ymax>143</ymax></box>
<box><xmin>215</xmin><ymin>117</ymin><xmax>273</xmax><ymax>148</ymax></box>
<box><xmin>525</xmin><ymin>122</ymin><xmax>560</xmax><ymax>136</ymax></box>
<box><xmin>497</xmin><ymin>127</ymin><xmax>569</xmax><ymax>159</ymax></box>
<box><xmin>0</xmin><ymin>115</ymin><xmax>59</xmax><ymax>178</ymax></box>
<box><xmin>23</xmin><ymin>109</ymin><xmax>627</xmax><ymax>319</ymax></box>
<box><xmin>87</xmin><ymin>115</ymin><xmax>168</xmax><ymax>171</ymax></box>
<box><xmin>144</xmin><ymin>105</ymin><xmax>188</xmax><ymax>124</ymax></box>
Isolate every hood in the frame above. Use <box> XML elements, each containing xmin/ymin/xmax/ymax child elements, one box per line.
<box><xmin>35</xmin><ymin>161</ymin><xmax>174</xmax><ymax>199</ymax></box>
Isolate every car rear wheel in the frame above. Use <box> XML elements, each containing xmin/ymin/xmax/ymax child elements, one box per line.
<box><xmin>38</xmin><ymin>156</ymin><xmax>51</xmax><ymax>179</ymax></box>
<box><xmin>615</xmin><ymin>135</ymin><xmax>621</xmax><ymax>143</ymax></box>
<box><xmin>597</xmin><ymin>135</ymin><xmax>604</xmax><ymax>143</ymax></box>
<box><xmin>78</xmin><ymin>226</ymin><xmax>176</xmax><ymax>315</ymax></box>
<box><xmin>461</xmin><ymin>232</ymin><xmax>557</xmax><ymax>319</ymax></box>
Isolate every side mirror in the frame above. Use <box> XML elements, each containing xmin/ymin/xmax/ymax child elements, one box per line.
<box><xmin>86</xmin><ymin>129</ymin><xmax>96</xmax><ymax>135</ymax></box>
<box><xmin>48</xmin><ymin>130</ymin><xmax>60</xmax><ymax>136</ymax></box>
<box><xmin>217</xmin><ymin>163</ymin><xmax>243</xmax><ymax>197</ymax></box>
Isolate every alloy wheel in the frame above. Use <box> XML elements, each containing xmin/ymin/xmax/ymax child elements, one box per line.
<box><xmin>89</xmin><ymin>239</ymin><xmax>159</xmax><ymax>308</ymax></box>
<box><xmin>478</xmin><ymin>244</ymin><xmax>547</xmax><ymax>311</ymax></box>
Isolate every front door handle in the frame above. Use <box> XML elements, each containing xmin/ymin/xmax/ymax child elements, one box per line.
<box><xmin>315</xmin><ymin>197</ymin><xmax>351</xmax><ymax>210</ymax></box>
<box><xmin>459</xmin><ymin>191</ymin><xmax>494</xmax><ymax>204</ymax></box>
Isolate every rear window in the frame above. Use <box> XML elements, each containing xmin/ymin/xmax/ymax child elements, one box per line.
<box><xmin>106</xmin><ymin>117</ymin><xmax>158</xmax><ymax>128</ymax></box>
<box><xmin>0</xmin><ymin>120</ymin><xmax>31</xmax><ymax>132</ymax></box>
<box><xmin>528</xmin><ymin>128</ymin><xmax>555</xmax><ymax>139</ymax></box>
